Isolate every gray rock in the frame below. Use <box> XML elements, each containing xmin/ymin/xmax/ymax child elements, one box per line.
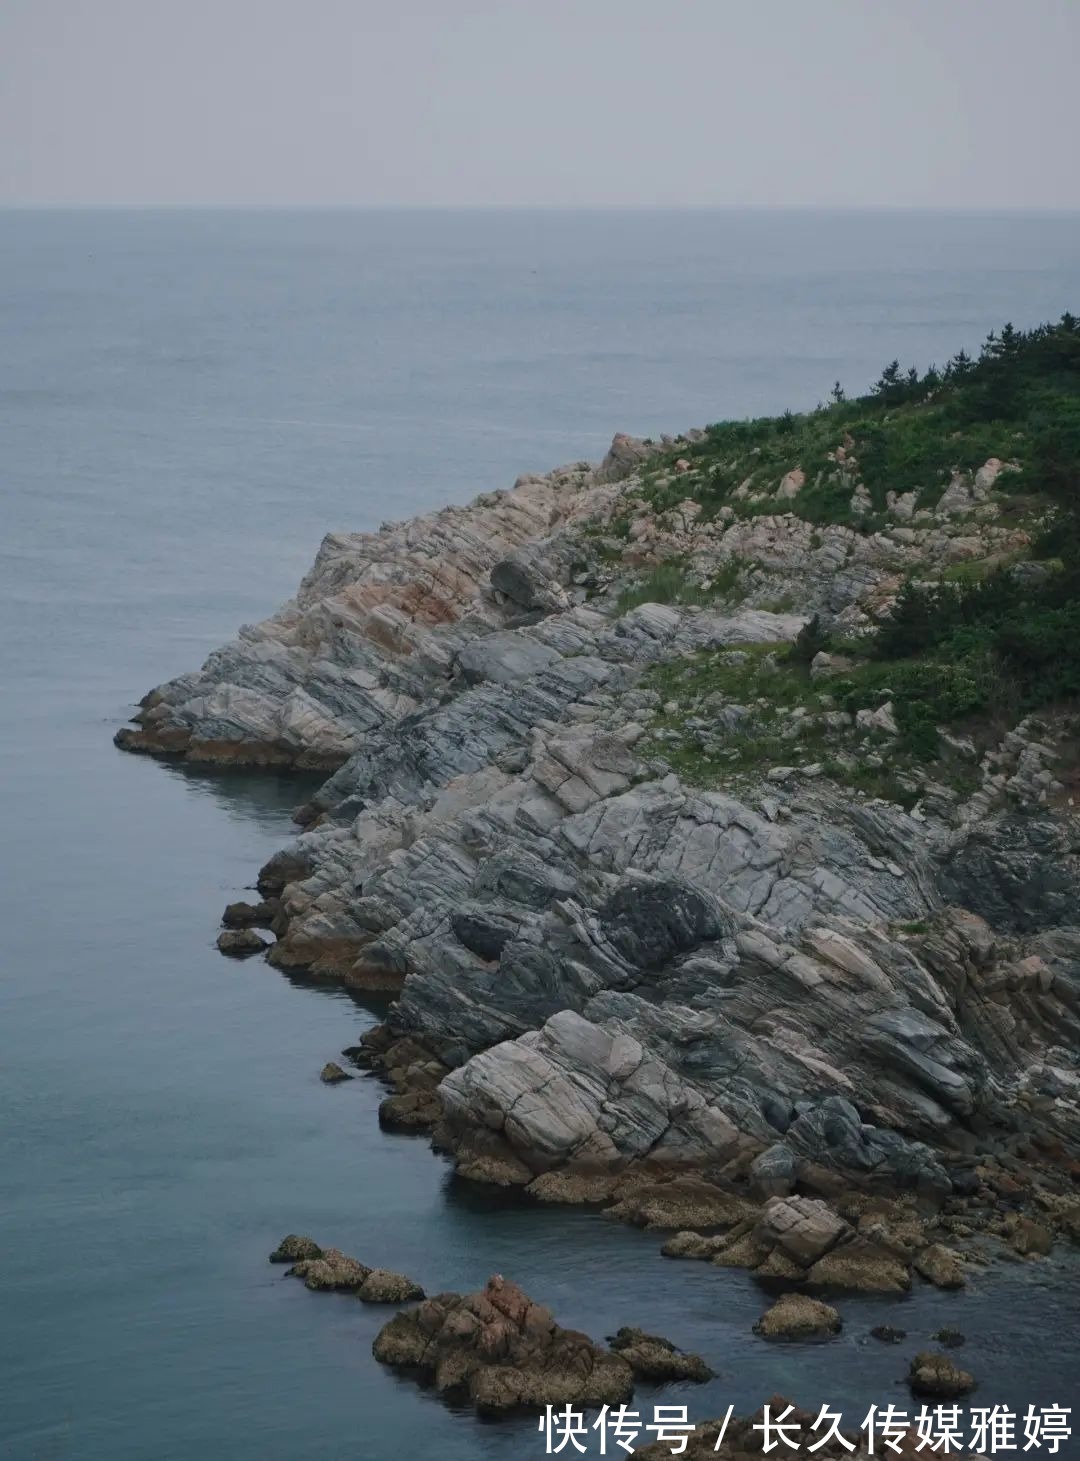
<box><xmin>755</xmin><ymin>1196</ymin><xmax>849</xmax><ymax>1267</ymax></box>
<box><xmin>118</xmin><ymin>434</ymin><xmax>1080</xmax><ymax>1202</ymax></box>
<box><xmin>749</xmin><ymin>1143</ymin><xmax>797</xmax><ymax>1199</ymax></box>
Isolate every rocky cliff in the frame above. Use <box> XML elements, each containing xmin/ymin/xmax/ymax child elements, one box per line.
<box><xmin>118</xmin><ymin>332</ymin><xmax>1080</xmax><ymax>1218</ymax></box>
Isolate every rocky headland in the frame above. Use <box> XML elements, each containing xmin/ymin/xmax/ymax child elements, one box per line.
<box><xmin>118</xmin><ymin>322</ymin><xmax>1080</xmax><ymax>1306</ymax></box>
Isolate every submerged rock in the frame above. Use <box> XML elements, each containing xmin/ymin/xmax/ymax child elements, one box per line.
<box><xmin>607</xmin><ymin>1326</ymin><xmax>713</xmax><ymax>1382</ymax></box>
<box><xmin>372</xmin><ymin>1274</ymin><xmax>634</xmax><ymax>1414</ymax></box>
<box><xmin>870</xmin><ymin>1324</ymin><xmax>906</xmax><ymax>1343</ymax></box>
<box><xmin>909</xmin><ymin>1350</ymin><xmax>976</xmax><ymax>1398</ymax></box>
<box><xmin>753</xmin><ymin>1294</ymin><xmax>841</xmax><ymax>1342</ymax></box>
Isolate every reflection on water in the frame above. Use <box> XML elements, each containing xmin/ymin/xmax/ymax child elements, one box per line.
<box><xmin>158</xmin><ymin>760</ymin><xmax>328</xmax><ymax>828</ymax></box>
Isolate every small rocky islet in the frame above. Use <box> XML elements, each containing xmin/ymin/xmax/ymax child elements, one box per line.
<box><xmin>120</xmin><ymin>321</ymin><xmax>1080</xmax><ymax>1429</ymax></box>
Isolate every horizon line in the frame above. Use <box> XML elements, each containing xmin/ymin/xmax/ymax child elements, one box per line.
<box><xmin>3</xmin><ymin>201</ymin><xmax>1080</xmax><ymax>216</ymax></box>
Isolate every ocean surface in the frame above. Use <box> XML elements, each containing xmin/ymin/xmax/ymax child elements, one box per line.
<box><xmin>3</xmin><ymin>208</ymin><xmax>1080</xmax><ymax>1461</ymax></box>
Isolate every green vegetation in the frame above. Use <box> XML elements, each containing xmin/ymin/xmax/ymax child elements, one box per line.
<box><xmin>639</xmin><ymin>635</ymin><xmax>991</xmax><ymax>808</ymax></box>
<box><xmin>614</xmin><ymin>557</ymin><xmax>744</xmax><ymax>613</ymax></box>
<box><xmin>625</xmin><ymin>318</ymin><xmax>1080</xmax><ymax>795</ymax></box>
<box><xmin>638</xmin><ymin>313</ymin><xmax>1080</xmax><ymax>528</ymax></box>
<box><xmin>618</xmin><ymin>318</ymin><xmax>1080</xmax><ymax>808</ymax></box>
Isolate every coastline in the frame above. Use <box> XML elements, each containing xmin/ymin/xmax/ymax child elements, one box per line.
<box><xmin>114</xmin><ymin>352</ymin><xmax>1080</xmax><ymax>1428</ymax></box>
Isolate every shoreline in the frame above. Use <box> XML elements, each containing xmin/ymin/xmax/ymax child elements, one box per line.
<box><xmin>115</xmin><ymin>366</ymin><xmax>1080</xmax><ymax>1411</ymax></box>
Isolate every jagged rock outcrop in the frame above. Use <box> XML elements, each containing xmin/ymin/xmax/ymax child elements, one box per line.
<box><xmin>371</xmin><ymin>1274</ymin><xmax>635</xmax><ymax>1413</ymax></box>
<box><xmin>117</xmin><ymin>434</ymin><xmax>1080</xmax><ymax>1206</ymax></box>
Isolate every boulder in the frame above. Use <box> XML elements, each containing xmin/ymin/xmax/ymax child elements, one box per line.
<box><xmin>378</xmin><ymin>1089</ymin><xmax>442</xmax><ymax>1132</ymax></box>
<box><xmin>908</xmin><ymin>1350</ymin><xmax>976</xmax><ymax>1399</ymax></box>
<box><xmin>914</xmin><ymin>1243</ymin><xmax>966</xmax><ymax>1289</ymax></box>
<box><xmin>269</xmin><ymin>1234</ymin><xmax>321</xmax><ymax>1264</ymax></box>
<box><xmin>222</xmin><ymin>899</ymin><xmax>277</xmax><ymax>927</ymax></box>
<box><xmin>372</xmin><ymin>1275</ymin><xmax>634</xmax><ymax>1414</ymax></box>
<box><xmin>596</xmin><ymin>432</ymin><xmax>652</xmax><ymax>482</ymax></box>
<box><xmin>749</xmin><ymin>1144</ymin><xmax>797</xmax><ymax>1200</ymax></box>
<box><xmin>216</xmin><ymin>928</ymin><xmax>269</xmax><ymax>957</ymax></box>
<box><xmin>756</xmin><ymin>1197</ymin><xmax>849</xmax><ymax>1267</ymax></box>
<box><xmin>288</xmin><ymin>1247</ymin><xmax>370</xmax><ymax>1291</ymax></box>
<box><xmin>319</xmin><ymin>1062</ymin><xmax>352</xmax><ymax>1084</ymax></box>
<box><xmin>358</xmin><ymin>1268</ymin><xmax>425</xmax><ymax>1304</ymax></box>
<box><xmin>608</xmin><ymin>1327</ymin><xmax>713</xmax><ymax>1382</ymax></box>
<box><xmin>753</xmin><ymin>1294</ymin><xmax>841</xmax><ymax>1341</ymax></box>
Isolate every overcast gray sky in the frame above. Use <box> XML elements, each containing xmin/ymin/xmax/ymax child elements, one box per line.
<box><xmin>2</xmin><ymin>0</ymin><xmax>1078</xmax><ymax>208</ymax></box>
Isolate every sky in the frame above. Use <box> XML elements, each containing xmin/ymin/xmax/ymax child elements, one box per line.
<box><xmin>2</xmin><ymin>0</ymin><xmax>1078</xmax><ymax>209</ymax></box>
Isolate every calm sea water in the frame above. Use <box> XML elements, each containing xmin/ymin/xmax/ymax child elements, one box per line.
<box><xmin>2</xmin><ymin>209</ymin><xmax>1080</xmax><ymax>1461</ymax></box>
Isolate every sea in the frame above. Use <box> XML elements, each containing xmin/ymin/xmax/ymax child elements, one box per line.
<box><xmin>2</xmin><ymin>208</ymin><xmax>1080</xmax><ymax>1461</ymax></box>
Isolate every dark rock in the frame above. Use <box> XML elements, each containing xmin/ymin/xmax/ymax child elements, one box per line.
<box><xmin>451</xmin><ymin>905</ymin><xmax>520</xmax><ymax>962</ymax></box>
<box><xmin>320</xmin><ymin>1062</ymin><xmax>352</xmax><ymax>1084</ymax></box>
<box><xmin>222</xmin><ymin>899</ymin><xmax>278</xmax><ymax>927</ymax></box>
<box><xmin>608</xmin><ymin>1326</ymin><xmax>713</xmax><ymax>1382</ymax></box>
<box><xmin>288</xmin><ymin>1247</ymin><xmax>370</xmax><ymax>1292</ymax></box>
<box><xmin>932</xmin><ymin>1327</ymin><xmax>965</xmax><ymax>1347</ymax></box>
<box><xmin>372</xmin><ymin>1274</ymin><xmax>633</xmax><ymax>1414</ymax></box>
<box><xmin>598</xmin><ymin>876</ymin><xmax>727</xmax><ymax>972</ymax></box>
<box><xmin>870</xmin><ymin>1325</ymin><xmax>906</xmax><ymax>1343</ymax></box>
<box><xmin>269</xmin><ymin>1234</ymin><xmax>322</xmax><ymax>1264</ymax></box>
<box><xmin>909</xmin><ymin>1350</ymin><xmax>976</xmax><ymax>1398</ymax></box>
<box><xmin>749</xmin><ymin>1143</ymin><xmax>797</xmax><ymax>1200</ymax></box>
<box><xmin>358</xmin><ymin>1268</ymin><xmax>425</xmax><ymax>1304</ymax></box>
<box><xmin>216</xmin><ymin>928</ymin><xmax>269</xmax><ymax>957</ymax></box>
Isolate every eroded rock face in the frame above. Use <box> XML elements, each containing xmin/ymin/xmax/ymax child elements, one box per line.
<box><xmin>755</xmin><ymin>1197</ymin><xmax>849</xmax><ymax>1267</ymax></box>
<box><xmin>119</xmin><ymin>436</ymin><xmax>1080</xmax><ymax>1205</ymax></box>
<box><xmin>371</xmin><ymin>1275</ymin><xmax>634</xmax><ymax>1414</ymax></box>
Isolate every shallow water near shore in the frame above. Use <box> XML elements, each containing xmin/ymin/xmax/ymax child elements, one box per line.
<box><xmin>3</xmin><ymin>208</ymin><xmax>1080</xmax><ymax>1460</ymax></box>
